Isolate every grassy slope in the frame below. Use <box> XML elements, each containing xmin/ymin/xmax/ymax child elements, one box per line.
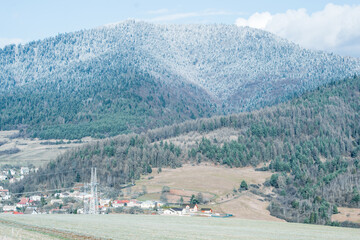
<box><xmin>1</xmin><ymin>214</ymin><xmax>359</xmax><ymax>240</ymax></box>
<box><xmin>133</xmin><ymin>164</ymin><xmax>281</xmax><ymax>222</ymax></box>
<box><xmin>0</xmin><ymin>130</ymin><xmax>90</xmax><ymax>167</ymax></box>
<box><xmin>332</xmin><ymin>207</ymin><xmax>360</xmax><ymax>224</ymax></box>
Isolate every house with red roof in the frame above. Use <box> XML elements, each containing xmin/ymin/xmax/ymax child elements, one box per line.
<box><xmin>112</xmin><ymin>199</ymin><xmax>130</xmax><ymax>207</ymax></box>
<box><xmin>0</xmin><ymin>189</ymin><xmax>10</xmax><ymax>200</ymax></box>
<box><xmin>17</xmin><ymin>198</ymin><xmax>30</xmax><ymax>208</ymax></box>
<box><xmin>182</xmin><ymin>204</ymin><xmax>199</xmax><ymax>213</ymax></box>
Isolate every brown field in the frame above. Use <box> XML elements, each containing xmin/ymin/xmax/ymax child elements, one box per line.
<box><xmin>332</xmin><ymin>207</ymin><xmax>360</xmax><ymax>223</ymax></box>
<box><xmin>0</xmin><ymin>130</ymin><xmax>92</xmax><ymax>167</ymax></box>
<box><xmin>136</xmin><ymin>163</ymin><xmax>272</xmax><ymax>195</ymax></box>
<box><xmin>212</xmin><ymin>192</ymin><xmax>284</xmax><ymax>222</ymax></box>
<box><xmin>134</xmin><ymin>163</ymin><xmax>278</xmax><ymax>221</ymax></box>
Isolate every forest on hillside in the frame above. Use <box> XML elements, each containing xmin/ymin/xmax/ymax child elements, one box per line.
<box><xmin>10</xmin><ymin>76</ymin><xmax>360</xmax><ymax>226</ymax></box>
<box><xmin>0</xmin><ymin>64</ymin><xmax>215</xmax><ymax>139</ymax></box>
<box><xmin>1</xmin><ymin>21</ymin><xmax>359</xmax><ymax>140</ymax></box>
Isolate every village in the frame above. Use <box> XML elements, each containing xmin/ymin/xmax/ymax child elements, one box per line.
<box><xmin>0</xmin><ymin>166</ymin><xmax>230</xmax><ymax>217</ymax></box>
<box><xmin>0</xmin><ymin>186</ymin><xmax>223</xmax><ymax>217</ymax></box>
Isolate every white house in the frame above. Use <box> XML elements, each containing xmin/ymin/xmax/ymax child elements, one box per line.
<box><xmin>163</xmin><ymin>209</ymin><xmax>176</xmax><ymax>215</ymax></box>
<box><xmin>0</xmin><ymin>175</ymin><xmax>8</xmax><ymax>181</ymax></box>
<box><xmin>127</xmin><ymin>199</ymin><xmax>141</xmax><ymax>207</ymax></box>
<box><xmin>182</xmin><ymin>204</ymin><xmax>199</xmax><ymax>213</ymax></box>
<box><xmin>30</xmin><ymin>195</ymin><xmax>42</xmax><ymax>201</ymax></box>
<box><xmin>50</xmin><ymin>199</ymin><xmax>63</xmax><ymax>205</ymax></box>
<box><xmin>99</xmin><ymin>199</ymin><xmax>111</xmax><ymax>207</ymax></box>
<box><xmin>3</xmin><ymin>205</ymin><xmax>17</xmax><ymax>212</ymax></box>
<box><xmin>140</xmin><ymin>200</ymin><xmax>156</xmax><ymax>209</ymax></box>
<box><xmin>20</xmin><ymin>167</ymin><xmax>30</xmax><ymax>175</ymax></box>
<box><xmin>163</xmin><ymin>208</ymin><xmax>184</xmax><ymax>215</ymax></box>
<box><xmin>59</xmin><ymin>192</ymin><xmax>70</xmax><ymax>198</ymax></box>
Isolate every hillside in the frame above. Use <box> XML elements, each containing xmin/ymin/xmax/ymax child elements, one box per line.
<box><xmin>11</xmin><ymin>76</ymin><xmax>360</xmax><ymax>226</ymax></box>
<box><xmin>1</xmin><ymin>21</ymin><xmax>359</xmax><ymax>139</ymax></box>
<box><xmin>132</xmin><ymin>163</ymin><xmax>281</xmax><ymax>222</ymax></box>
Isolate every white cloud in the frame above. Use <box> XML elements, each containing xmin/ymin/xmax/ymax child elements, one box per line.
<box><xmin>236</xmin><ymin>12</ymin><xmax>272</xmax><ymax>29</ymax></box>
<box><xmin>235</xmin><ymin>4</ymin><xmax>360</xmax><ymax>57</ymax></box>
<box><xmin>0</xmin><ymin>38</ymin><xmax>24</xmax><ymax>48</ymax></box>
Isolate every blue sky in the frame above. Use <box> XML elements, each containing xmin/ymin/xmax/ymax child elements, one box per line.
<box><xmin>1</xmin><ymin>1</ymin><xmax>360</xmax><ymax>56</ymax></box>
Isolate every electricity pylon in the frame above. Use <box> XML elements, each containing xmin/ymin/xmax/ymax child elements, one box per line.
<box><xmin>89</xmin><ymin>167</ymin><xmax>99</xmax><ymax>214</ymax></box>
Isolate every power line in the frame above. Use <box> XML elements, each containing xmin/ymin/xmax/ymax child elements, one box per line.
<box><xmin>20</xmin><ymin>167</ymin><xmax>92</xmax><ymax>177</ymax></box>
<box><xmin>10</xmin><ymin>187</ymin><xmax>76</xmax><ymax>196</ymax></box>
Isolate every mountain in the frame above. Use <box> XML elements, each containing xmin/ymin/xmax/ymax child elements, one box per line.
<box><xmin>11</xmin><ymin>76</ymin><xmax>360</xmax><ymax>226</ymax></box>
<box><xmin>1</xmin><ymin>21</ymin><xmax>359</xmax><ymax>139</ymax></box>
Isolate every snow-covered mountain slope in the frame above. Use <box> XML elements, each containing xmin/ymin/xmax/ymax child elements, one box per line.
<box><xmin>0</xmin><ymin>20</ymin><xmax>359</xmax><ymax>138</ymax></box>
<box><xmin>1</xmin><ymin>20</ymin><xmax>359</xmax><ymax>105</ymax></box>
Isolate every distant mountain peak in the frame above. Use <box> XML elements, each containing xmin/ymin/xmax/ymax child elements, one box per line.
<box><xmin>1</xmin><ymin>22</ymin><xmax>359</xmax><ymax>138</ymax></box>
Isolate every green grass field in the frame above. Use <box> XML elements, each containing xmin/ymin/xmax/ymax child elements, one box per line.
<box><xmin>0</xmin><ymin>214</ymin><xmax>359</xmax><ymax>240</ymax></box>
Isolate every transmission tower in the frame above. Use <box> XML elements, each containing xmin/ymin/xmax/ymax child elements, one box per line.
<box><xmin>83</xmin><ymin>183</ymin><xmax>89</xmax><ymax>214</ymax></box>
<box><xmin>89</xmin><ymin>167</ymin><xmax>99</xmax><ymax>214</ymax></box>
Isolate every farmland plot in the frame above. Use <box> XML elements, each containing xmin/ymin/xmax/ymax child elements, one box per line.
<box><xmin>0</xmin><ymin>214</ymin><xmax>359</xmax><ymax>240</ymax></box>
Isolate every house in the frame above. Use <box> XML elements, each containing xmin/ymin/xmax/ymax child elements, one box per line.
<box><xmin>20</xmin><ymin>167</ymin><xmax>30</xmax><ymax>175</ymax></box>
<box><xmin>99</xmin><ymin>199</ymin><xmax>111</xmax><ymax>207</ymax></box>
<box><xmin>3</xmin><ymin>205</ymin><xmax>17</xmax><ymax>212</ymax></box>
<box><xmin>155</xmin><ymin>201</ymin><xmax>165</xmax><ymax>208</ymax></box>
<box><xmin>9</xmin><ymin>178</ymin><xmax>17</xmax><ymax>184</ymax></box>
<box><xmin>140</xmin><ymin>200</ymin><xmax>156</xmax><ymax>209</ymax></box>
<box><xmin>24</xmin><ymin>207</ymin><xmax>38</xmax><ymax>214</ymax></box>
<box><xmin>50</xmin><ymin>199</ymin><xmax>63</xmax><ymax>205</ymax></box>
<box><xmin>99</xmin><ymin>205</ymin><xmax>107</xmax><ymax>214</ymax></box>
<box><xmin>163</xmin><ymin>208</ymin><xmax>182</xmax><ymax>215</ymax></box>
<box><xmin>127</xmin><ymin>199</ymin><xmax>141</xmax><ymax>207</ymax></box>
<box><xmin>17</xmin><ymin>198</ymin><xmax>30</xmax><ymax>208</ymax></box>
<box><xmin>182</xmin><ymin>204</ymin><xmax>199</xmax><ymax>213</ymax></box>
<box><xmin>0</xmin><ymin>188</ymin><xmax>9</xmax><ymax>197</ymax></box>
<box><xmin>200</xmin><ymin>208</ymin><xmax>213</xmax><ymax>214</ymax></box>
<box><xmin>112</xmin><ymin>200</ymin><xmax>129</xmax><ymax>208</ymax></box>
<box><xmin>0</xmin><ymin>175</ymin><xmax>7</xmax><ymax>181</ymax></box>
<box><xmin>59</xmin><ymin>192</ymin><xmax>70</xmax><ymax>198</ymax></box>
<box><xmin>30</xmin><ymin>195</ymin><xmax>42</xmax><ymax>201</ymax></box>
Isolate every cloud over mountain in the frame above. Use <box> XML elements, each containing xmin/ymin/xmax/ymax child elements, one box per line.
<box><xmin>236</xmin><ymin>4</ymin><xmax>360</xmax><ymax>57</ymax></box>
